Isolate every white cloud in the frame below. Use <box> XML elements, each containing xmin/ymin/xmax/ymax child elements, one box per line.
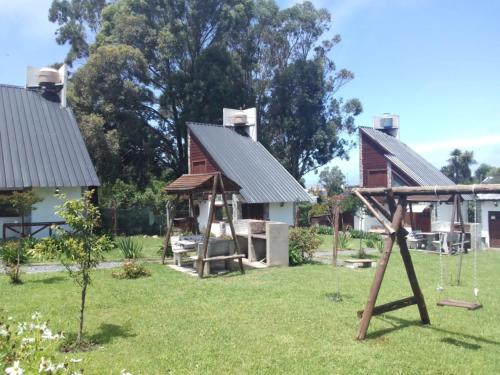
<box><xmin>411</xmin><ymin>135</ymin><xmax>500</xmax><ymax>153</ymax></box>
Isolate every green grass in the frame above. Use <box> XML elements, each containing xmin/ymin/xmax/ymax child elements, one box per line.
<box><xmin>318</xmin><ymin>234</ymin><xmax>372</xmax><ymax>252</ymax></box>
<box><xmin>105</xmin><ymin>235</ymin><xmax>164</xmax><ymax>261</ymax></box>
<box><xmin>2</xmin><ymin>250</ymin><xmax>500</xmax><ymax>374</ymax></box>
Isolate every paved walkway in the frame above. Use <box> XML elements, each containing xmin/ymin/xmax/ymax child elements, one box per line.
<box><xmin>1</xmin><ymin>259</ymin><xmax>162</xmax><ymax>274</ymax></box>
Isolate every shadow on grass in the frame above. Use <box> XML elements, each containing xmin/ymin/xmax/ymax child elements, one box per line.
<box><xmin>31</xmin><ymin>276</ymin><xmax>66</xmax><ymax>284</ymax></box>
<box><xmin>89</xmin><ymin>323</ymin><xmax>135</xmax><ymax>344</ymax></box>
<box><xmin>370</xmin><ymin>315</ymin><xmax>500</xmax><ymax>347</ymax></box>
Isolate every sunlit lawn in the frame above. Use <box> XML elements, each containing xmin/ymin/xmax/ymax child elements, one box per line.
<box><xmin>2</xmin><ymin>248</ymin><xmax>500</xmax><ymax>374</ymax></box>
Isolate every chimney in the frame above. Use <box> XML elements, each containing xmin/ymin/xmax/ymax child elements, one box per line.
<box><xmin>223</xmin><ymin>107</ymin><xmax>257</xmax><ymax>141</ymax></box>
<box><xmin>373</xmin><ymin>113</ymin><xmax>400</xmax><ymax>139</ymax></box>
<box><xmin>26</xmin><ymin>64</ymin><xmax>68</xmax><ymax>107</ymax></box>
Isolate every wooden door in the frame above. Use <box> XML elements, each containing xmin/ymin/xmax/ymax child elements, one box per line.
<box><xmin>488</xmin><ymin>211</ymin><xmax>500</xmax><ymax>248</ymax></box>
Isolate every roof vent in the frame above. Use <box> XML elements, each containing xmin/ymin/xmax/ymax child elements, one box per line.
<box><xmin>223</xmin><ymin>107</ymin><xmax>257</xmax><ymax>141</ymax></box>
<box><xmin>373</xmin><ymin>113</ymin><xmax>400</xmax><ymax>138</ymax></box>
<box><xmin>38</xmin><ymin>67</ymin><xmax>61</xmax><ymax>86</ymax></box>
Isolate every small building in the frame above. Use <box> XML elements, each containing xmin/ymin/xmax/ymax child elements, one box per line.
<box><xmin>0</xmin><ymin>66</ymin><xmax>99</xmax><ymax>238</ymax></box>
<box><xmin>357</xmin><ymin>114</ymin><xmax>467</xmax><ymax>234</ymax></box>
<box><xmin>476</xmin><ymin>175</ymin><xmax>500</xmax><ymax>248</ymax></box>
<box><xmin>186</xmin><ymin>113</ymin><xmax>313</xmax><ymax>233</ymax></box>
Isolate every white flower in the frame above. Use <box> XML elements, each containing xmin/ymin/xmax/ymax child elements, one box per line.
<box><xmin>5</xmin><ymin>360</ymin><xmax>23</xmax><ymax>375</ymax></box>
<box><xmin>41</xmin><ymin>327</ymin><xmax>55</xmax><ymax>340</ymax></box>
<box><xmin>69</xmin><ymin>359</ymin><xmax>82</xmax><ymax>363</ymax></box>
<box><xmin>70</xmin><ymin>372</ymin><xmax>83</xmax><ymax>375</ymax></box>
<box><xmin>8</xmin><ymin>317</ymin><xmax>13</xmax><ymax>321</ymax></box>
<box><xmin>120</xmin><ymin>370</ymin><xmax>133</xmax><ymax>375</ymax></box>
<box><xmin>17</xmin><ymin>322</ymin><xmax>27</xmax><ymax>335</ymax></box>
<box><xmin>31</xmin><ymin>312</ymin><xmax>42</xmax><ymax>321</ymax></box>
<box><xmin>21</xmin><ymin>337</ymin><xmax>35</xmax><ymax>346</ymax></box>
<box><xmin>0</xmin><ymin>328</ymin><xmax>8</xmax><ymax>337</ymax></box>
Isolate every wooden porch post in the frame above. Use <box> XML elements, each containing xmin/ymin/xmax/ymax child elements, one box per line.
<box><xmin>199</xmin><ymin>174</ymin><xmax>219</xmax><ymax>278</ymax></box>
<box><xmin>161</xmin><ymin>197</ymin><xmax>179</xmax><ymax>264</ymax></box>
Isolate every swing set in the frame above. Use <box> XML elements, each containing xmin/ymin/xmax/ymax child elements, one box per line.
<box><xmin>343</xmin><ymin>183</ymin><xmax>500</xmax><ymax>340</ymax></box>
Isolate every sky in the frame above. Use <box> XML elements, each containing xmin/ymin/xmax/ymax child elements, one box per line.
<box><xmin>1</xmin><ymin>0</ymin><xmax>499</xmax><ymax>187</ymax></box>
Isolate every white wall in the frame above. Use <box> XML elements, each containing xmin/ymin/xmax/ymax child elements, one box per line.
<box><xmin>480</xmin><ymin>201</ymin><xmax>499</xmax><ymax>248</ymax></box>
<box><xmin>30</xmin><ymin>187</ymin><xmax>83</xmax><ymax>237</ymax></box>
<box><xmin>268</xmin><ymin>202</ymin><xmax>294</xmax><ymax>225</ymax></box>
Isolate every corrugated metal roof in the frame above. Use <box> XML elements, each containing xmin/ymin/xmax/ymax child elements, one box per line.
<box><xmin>0</xmin><ymin>84</ymin><xmax>99</xmax><ymax>188</ymax></box>
<box><xmin>165</xmin><ymin>172</ymin><xmax>240</xmax><ymax>193</ymax></box>
<box><xmin>187</xmin><ymin>122</ymin><xmax>313</xmax><ymax>204</ymax></box>
<box><xmin>361</xmin><ymin>127</ymin><xmax>454</xmax><ymax>186</ymax></box>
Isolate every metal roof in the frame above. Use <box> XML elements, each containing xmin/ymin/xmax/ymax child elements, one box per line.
<box><xmin>0</xmin><ymin>84</ymin><xmax>100</xmax><ymax>189</ymax></box>
<box><xmin>165</xmin><ymin>172</ymin><xmax>240</xmax><ymax>193</ymax></box>
<box><xmin>361</xmin><ymin>127</ymin><xmax>454</xmax><ymax>186</ymax></box>
<box><xmin>187</xmin><ymin>122</ymin><xmax>314</xmax><ymax>204</ymax></box>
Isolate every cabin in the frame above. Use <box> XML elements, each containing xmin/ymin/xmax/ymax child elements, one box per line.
<box><xmin>475</xmin><ymin>175</ymin><xmax>500</xmax><ymax>248</ymax></box>
<box><xmin>186</xmin><ymin>109</ymin><xmax>313</xmax><ymax>234</ymax></box>
<box><xmin>357</xmin><ymin>114</ymin><xmax>468</xmax><ymax>234</ymax></box>
<box><xmin>0</xmin><ymin>66</ymin><xmax>99</xmax><ymax>239</ymax></box>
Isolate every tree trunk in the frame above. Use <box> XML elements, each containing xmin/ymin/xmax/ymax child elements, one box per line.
<box><xmin>77</xmin><ymin>278</ymin><xmax>88</xmax><ymax>345</ymax></box>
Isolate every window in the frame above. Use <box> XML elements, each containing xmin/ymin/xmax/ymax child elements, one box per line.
<box><xmin>192</xmin><ymin>160</ymin><xmax>206</xmax><ymax>174</ymax></box>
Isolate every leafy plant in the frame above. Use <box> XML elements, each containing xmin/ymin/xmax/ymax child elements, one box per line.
<box><xmin>289</xmin><ymin>228</ymin><xmax>321</xmax><ymax>266</ymax></box>
<box><xmin>112</xmin><ymin>261</ymin><xmax>151</xmax><ymax>279</ymax></box>
<box><xmin>0</xmin><ymin>241</ymin><xmax>28</xmax><ymax>284</ymax></box>
<box><xmin>32</xmin><ymin>191</ymin><xmax>114</xmax><ymax>347</ymax></box>
<box><xmin>115</xmin><ymin>237</ymin><xmax>143</xmax><ymax>260</ymax></box>
<box><xmin>0</xmin><ymin>311</ymin><xmax>80</xmax><ymax>374</ymax></box>
<box><xmin>314</xmin><ymin>225</ymin><xmax>333</xmax><ymax>235</ymax></box>
<box><xmin>365</xmin><ymin>235</ymin><xmax>384</xmax><ymax>253</ymax></box>
<box><xmin>338</xmin><ymin>231</ymin><xmax>351</xmax><ymax>250</ymax></box>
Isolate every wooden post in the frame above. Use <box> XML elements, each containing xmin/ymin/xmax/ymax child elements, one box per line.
<box><xmin>448</xmin><ymin>194</ymin><xmax>458</xmax><ymax>255</ymax></box>
<box><xmin>199</xmin><ymin>174</ymin><xmax>219</xmax><ymax>278</ymax></box>
<box><xmin>354</xmin><ymin>190</ymin><xmax>395</xmax><ymax>234</ymax></box>
<box><xmin>161</xmin><ymin>197</ymin><xmax>178</xmax><ymax>264</ymax></box>
<box><xmin>356</xmin><ymin>198</ymin><xmax>406</xmax><ymax>340</ymax></box>
<box><xmin>218</xmin><ymin>173</ymin><xmax>245</xmax><ymax>275</ymax></box>
<box><xmin>332</xmin><ymin>203</ymin><xmax>340</xmax><ymax>267</ymax></box>
<box><xmin>391</xmin><ymin>196</ymin><xmax>430</xmax><ymax>325</ymax></box>
<box><xmin>409</xmin><ymin>202</ymin><xmax>415</xmax><ymax>231</ymax></box>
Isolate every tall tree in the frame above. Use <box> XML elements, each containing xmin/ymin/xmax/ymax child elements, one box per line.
<box><xmin>318</xmin><ymin>166</ymin><xmax>345</xmax><ymax>196</ymax></box>
<box><xmin>441</xmin><ymin>149</ymin><xmax>476</xmax><ymax>184</ymax></box>
<box><xmin>474</xmin><ymin>163</ymin><xmax>499</xmax><ymax>183</ymax></box>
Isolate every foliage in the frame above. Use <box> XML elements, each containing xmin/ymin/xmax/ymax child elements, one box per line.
<box><xmin>52</xmin><ymin>0</ymin><xmax>361</xmax><ymax>184</ymax></box>
<box><xmin>339</xmin><ymin>195</ymin><xmax>363</xmax><ymax>214</ymax></box>
<box><xmin>0</xmin><ymin>312</ymin><xmax>79</xmax><ymax>374</ymax></box>
<box><xmin>112</xmin><ymin>261</ymin><xmax>151</xmax><ymax>279</ymax></box>
<box><xmin>32</xmin><ymin>191</ymin><xmax>114</xmax><ymax>346</ymax></box>
<box><xmin>296</xmin><ymin>202</ymin><xmax>313</xmax><ymax>227</ymax></box>
<box><xmin>308</xmin><ymin>203</ymin><xmax>330</xmax><ymax>219</ymax></box>
<box><xmin>474</xmin><ymin>163</ymin><xmax>500</xmax><ymax>183</ymax></box>
<box><xmin>288</xmin><ymin>227</ymin><xmax>321</xmax><ymax>266</ymax></box>
<box><xmin>0</xmin><ymin>240</ymin><xmax>32</xmax><ymax>284</ymax></box>
<box><xmin>318</xmin><ymin>166</ymin><xmax>345</xmax><ymax>196</ymax></box>
<box><xmin>313</xmin><ymin>225</ymin><xmax>333</xmax><ymax>235</ymax></box>
<box><xmin>365</xmin><ymin>235</ymin><xmax>384</xmax><ymax>253</ymax></box>
<box><xmin>115</xmin><ymin>237</ymin><xmax>143</xmax><ymax>260</ymax></box>
<box><xmin>440</xmin><ymin>149</ymin><xmax>476</xmax><ymax>184</ymax></box>
<box><xmin>337</xmin><ymin>231</ymin><xmax>351</xmax><ymax>250</ymax></box>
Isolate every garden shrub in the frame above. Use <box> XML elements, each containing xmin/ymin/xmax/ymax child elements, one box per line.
<box><xmin>289</xmin><ymin>228</ymin><xmax>321</xmax><ymax>266</ymax></box>
<box><xmin>365</xmin><ymin>234</ymin><xmax>384</xmax><ymax>253</ymax></box>
<box><xmin>337</xmin><ymin>231</ymin><xmax>351</xmax><ymax>250</ymax></box>
<box><xmin>314</xmin><ymin>225</ymin><xmax>333</xmax><ymax>235</ymax></box>
<box><xmin>112</xmin><ymin>261</ymin><xmax>151</xmax><ymax>279</ymax></box>
<box><xmin>0</xmin><ymin>240</ymin><xmax>30</xmax><ymax>284</ymax></box>
<box><xmin>115</xmin><ymin>237</ymin><xmax>143</xmax><ymax>259</ymax></box>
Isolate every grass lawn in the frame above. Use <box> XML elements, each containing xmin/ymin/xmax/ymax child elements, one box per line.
<box><xmin>2</xmin><ymin>249</ymin><xmax>500</xmax><ymax>374</ymax></box>
<box><xmin>318</xmin><ymin>234</ymin><xmax>375</xmax><ymax>253</ymax></box>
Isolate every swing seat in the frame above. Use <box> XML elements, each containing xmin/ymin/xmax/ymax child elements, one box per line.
<box><xmin>437</xmin><ymin>299</ymin><xmax>482</xmax><ymax>310</ymax></box>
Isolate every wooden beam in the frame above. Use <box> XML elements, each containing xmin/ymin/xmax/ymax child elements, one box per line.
<box><xmin>352</xmin><ymin>183</ymin><xmax>500</xmax><ymax>197</ymax></box>
<box><xmin>357</xmin><ymin>296</ymin><xmax>417</xmax><ymax>319</ymax></box>
<box><xmin>356</xmin><ymin>199</ymin><xmax>406</xmax><ymax>340</ymax></box>
<box><xmin>199</xmin><ymin>175</ymin><xmax>219</xmax><ymax>278</ymax></box>
<box><xmin>437</xmin><ymin>299</ymin><xmax>482</xmax><ymax>310</ymax></box>
<box><xmin>393</xmin><ymin>196</ymin><xmax>430</xmax><ymax>326</ymax></box>
<box><xmin>332</xmin><ymin>204</ymin><xmax>340</xmax><ymax>267</ymax></box>
<box><xmin>203</xmin><ymin>254</ymin><xmax>245</xmax><ymax>262</ymax></box>
<box><xmin>218</xmin><ymin>173</ymin><xmax>245</xmax><ymax>275</ymax></box>
<box><xmin>353</xmin><ymin>190</ymin><xmax>395</xmax><ymax>234</ymax></box>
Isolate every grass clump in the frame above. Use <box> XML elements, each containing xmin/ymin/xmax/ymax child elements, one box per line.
<box><xmin>112</xmin><ymin>261</ymin><xmax>151</xmax><ymax>279</ymax></box>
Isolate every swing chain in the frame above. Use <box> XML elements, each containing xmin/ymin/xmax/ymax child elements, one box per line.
<box><xmin>435</xmin><ymin>186</ymin><xmax>445</xmax><ymax>292</ymax></box>
<box><xmin>472</xmin><ymin>185</ymin><xmax>480</xmax><ymax>298</ymax></box>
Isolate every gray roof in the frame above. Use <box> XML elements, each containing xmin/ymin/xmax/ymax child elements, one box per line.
<box><xmin>188</xmin><ymin>122</ymin><xmax>313</xmax><ymax>204</ymax></box>
<box><xmin>361</xmin><ymin>127</ymin><xmax>454</xmax><ymax>186</ymax></box>
<box><xmin>0</xmin><ymin>85</ymin><xmax>99</xmax><ymax>189</ymax></box>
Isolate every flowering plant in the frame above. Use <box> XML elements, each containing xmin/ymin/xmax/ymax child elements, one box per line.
<box><xmin>0</xmin><ymin>312</ymin><xmax>82</xmax><ymax>374</ymax></box>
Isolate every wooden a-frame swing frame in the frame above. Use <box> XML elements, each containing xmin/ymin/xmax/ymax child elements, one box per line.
<box><xmin>344</xmin><ymin>183</ymin><xmax>500</xmax><ymax>340</ymax></box>
<box><xmin>162</xmin><ymin>172</ymin><xmax>245</xmax><ymax>278</ymax></box>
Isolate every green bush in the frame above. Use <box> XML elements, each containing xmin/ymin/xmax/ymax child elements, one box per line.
<box><xmin>112</xmin><ymin>261</ymin><xmax>151</xmax><ymax>279</ymax></box>
<box><xmin>0</xmin><ymin>240</ymin><xmax>31</xmax><ymax>284</ymax></box>
<box><xmin>289</xmin><ymin>228</ymin><xmax>321</xmax><ymax>266</ymax></box>
<box><xmin>314</xmin><ymin>225</ymin><xmax>333</xmax><ymax>235</ymax></box>
<box><xmin>365</xmin><ymin>234</ymin><xmax>384</xmax><ymax>253</ymax></box>
<box><xmin>115</xmin><ymin>237</ymin><xmax>143</xmax><ymax>259</ymax></box>
<box><xmin>338</xmin><ymin>231</ymin><xmax>351</xmax><ymax>250</ymax></box>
